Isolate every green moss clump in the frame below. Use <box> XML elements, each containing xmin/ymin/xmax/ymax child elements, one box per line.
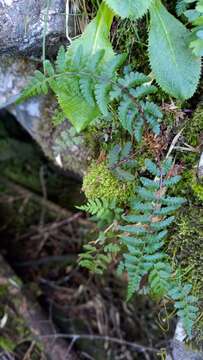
<box><xmin>184</xmin><ymin>106</ymin><xmax>203</xmax><ymax>147</ymax></box>
<box><xmin>167</xmin><ymin>205</ymin><xmax>203</xmax><ymax>341</ymax></box>
<box><xmin>0</xmin><ymin>337</ymin><xmax>15</xmax><ymax>352</ymax></box>
<box><xmin>82</xmin><ymin>161</ymin><xmax>134</xmax><ymax>204</ymax></box>
<box><xmin>191</xmin><ymin>176</ymin><xmax>203</xmax><ymax>201</ymax></box>
<box><xmin>168</xmin><ymin>205</ymin><xmax>203</xmax><ymax>296</ymax></box>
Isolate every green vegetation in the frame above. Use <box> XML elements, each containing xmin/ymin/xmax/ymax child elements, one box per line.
<box><xmin>82</xmin><ymin>161</ymin><xmax>134</xmax><ymax>203</ymax></box>
<box><xmin>17</xmin><ymin>0</ymin><xmax>203</xmax><ymax>339</ymax></box>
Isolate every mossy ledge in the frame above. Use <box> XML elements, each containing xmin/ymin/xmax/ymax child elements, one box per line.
<box><xmin>82</xmin><ymin>161</ymin><xmax>134</xmax><ymax>204</ymax></box>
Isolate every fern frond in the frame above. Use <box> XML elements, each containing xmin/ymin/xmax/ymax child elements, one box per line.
<box><xmin>17</xmin><ymin>71</ymin><xmax>49</xmax><ymax>103</ymax></box>
<box><xmin>77</xmin><ymin>198</ymin><xmax>109</xmax><ymax>217</ymax></box>
<box><xmin>117</xmin><ymin>72</ymin><xmax>149</xmax><ymax>88</ymax></box>
<box><xmin>79</xmin><ymin>77</ymin><xmax>95</xmax><ymax>107</ymax></box>
<box><xmin>107</xmin><ymin>143</ymin><xmax>136</xmax><ymax>181</ymax></box>
<box><xmin>169</xmin><ymin>282</ymin><xmax>199</xmax><ymax>338</ymax></box>
<box><xmin>129</xmin><ymin>84</ymin><xmax>157</xmax><ymax>98</ymax></box>
<box><xmin>94</xmin><ymin>54</ymin><xmax>127</xmax><ymax>115</ymax></box>
<box><xmin>149</xmin><ymin>262</ymin><xmax>171</xmax><ymax>297</ymax></box>
<box><xmin>44</xmin><ymin>60</ymin><xmax>55</xmax><ymax>77</ymax></box>
<box><xmin>56</xmin><ymin>46</ymin><xmax>66</xmax><ymax>73</ymax></box>
<box><xmin>79</xmin><ymin>243</ymin><xmax>112</xmax><ymax>274</ymax></box>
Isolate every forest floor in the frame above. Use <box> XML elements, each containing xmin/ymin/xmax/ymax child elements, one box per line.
<box><xmin>0</xmin><ymin>111</ymin><xmax>173</xmax><ymax>360</ymax></box>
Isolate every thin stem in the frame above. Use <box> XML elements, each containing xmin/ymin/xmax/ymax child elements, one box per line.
<box><xmin>43</xmin><ymin>0</ymin><xmax>51</xmax><ymax>72</ymax></box>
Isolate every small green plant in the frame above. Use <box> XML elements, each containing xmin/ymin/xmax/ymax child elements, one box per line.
<box><xmin>18</xmin><ymin>0</ymin><xmax>201</xmax><ymax>134</ymax></box>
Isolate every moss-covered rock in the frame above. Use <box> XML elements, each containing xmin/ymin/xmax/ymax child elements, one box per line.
<box><xmin>82</xmin><ymin>161</ymin><xmax>134</xmax><ymax>204</ymax></box>
<box><xmin>184</xmin><ymin>106</ymin><xmax>203</xmax><ymax>148</ymax></box>
<box><xmin>167</xmin><ymin>205</ymin><xmax>203</xmax><ymax>320</ymax></box>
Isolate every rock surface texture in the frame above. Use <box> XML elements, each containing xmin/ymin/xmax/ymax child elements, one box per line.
<box><xmin>0</xmin><ymin>0</ymin><xmax>67</xmax><ymax>55</ymax></box>
<box><xmin>0</xmin><ymin>0</ymin><xmax>90</xmax><ymax>177</ymax></box>
<box><xmin>166</xmin><ymin>321</ymin><xmax>203</xmax><ymax>360</ymax></box>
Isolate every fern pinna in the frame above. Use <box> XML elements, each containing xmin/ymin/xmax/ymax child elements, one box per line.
<box><xmin>18</xmin><ymin>46</ymin><xmax>162</xmax><ymax>141</ymax></box>
<box><xmin>118</xmin><ymin>158</ymin><xmax>198</xmax><ymax>337</ymax></box>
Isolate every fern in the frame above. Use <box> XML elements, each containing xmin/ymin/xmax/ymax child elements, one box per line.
<box><xmin>183</xmin><ymin>0</ymin><xmax>203</xmax><ymax>56</ymax></box>
<box><xmin>176</xmin><ymin>0</ymin><xmax>189</xmax><ymax>16</ymax></box>
<box><xmin>117</xmin><ymin>157</ymin><xmax>198</xmax><ymax>336</ymax></box>
<box><xmin>77</xmin><ymin>198</ymin><xmax>110</xmax><ymax>218</ymax></box>
<box><xmin>16</xmin><ymin>70</ymin><xmax>49</xmax><ymax>102</ymax></box>
<box><xmin>107</xmin><ymin>142</ymin><xmax>137</xmax><ymax>181</ymax></box>
<box><xmin>77</xmin><ymin>198</ymin><xmax>123</xmax><ymax>226</ymax></box>
<box><xmin>79</xmin><ymin>244</ymin><xmax>112</xmax><ymax>274</ymax></box>
<box><xmin>168</xmin><ymin>282</ymin><xmax>199</xmax><ymax>338</ymax></box>
<box><xmin>110</xmin><ymin>69</ymin><xmax>162</xmax><ymax>142</ymax></box>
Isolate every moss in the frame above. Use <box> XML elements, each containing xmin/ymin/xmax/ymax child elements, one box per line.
<box><xmin>167</xmin><ymin>205</ymin><xmax>203</xmax><ymax>305</ymax></box>
<box><xmin>0</xmin><ymin>337</ymin><xmax>15</xmax><ymax>351</ymax></box>
<box><xmin>82</xmin><ymin>161</ymin><xmax>134</xmax><ymax>204</ymax></box>
<box><xmin>184</xmin><ymin>106</ymin><xmax>203</xmax><ymax>147</ymax></box>
<box><xmin>191</xmin><ymin>176</ymin><xmax>203</xmax><ymax>201</ymax></box>
<box><xmin>0</xmin><ymin>285</ymin><xmax>8</xmax><ymax>297</ymax></box>
<box><xmin>168</xmin><ymin>205</ymin><xmax>203</xmax><ymax>271</ymax></box>
<box><xmin>173</xmin><ymin>106</ymin><xmax>203</xmax><ymax>187</ymax></box>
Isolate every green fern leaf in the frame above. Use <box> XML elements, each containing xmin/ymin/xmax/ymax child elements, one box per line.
<box><xmin>145</xmin><ymin>159</ymin><xmax>160</xmax><ymax>176</ymax></box>
<box><xmin>150</xmin><ymin>216</ymin><xmax>175</xmax><ymax>230</ymax></box>
<box><xmin>118</xmin><ymin>72</ymin><xmax>149</xmax><ymax>88</ymax></box>
<box><xmin>17</xmin><ymin>70</ymin><xmax>49</xmax><ymax>103</ymax></box>
<box><xmin>149</xmin><ymin>262</ymin><xmax>171</xmax><ymax>297</ymax></box>
<box><xmin>43</xmin><ymin>60</ymin><xmax>55</xmax><ymax>77</ymax></box>
<box><xmin>114</xmin><ymin>168</ymin><xmax>135</xmax><ymax>181</ymax></box>
<box><xmin>55</xmin><ymin>45</ymin><xmax>66</xmax><ymax>73</ymax></box>
<box><xmin>95</xmin><ymin>54</ymin><xmax>127</xmax><ymax>115</ymax></box>
<box><xmin>129</xmin><ymin>84</ymin><xmax>157</xmax><ymax>98</ymax></box>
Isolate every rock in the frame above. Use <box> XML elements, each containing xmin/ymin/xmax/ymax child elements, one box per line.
<box><xmin>197</xmin><ymin>152</ymin><xmax>203</xmax><ymax>182</ymax></box>
<box><xmin>167</xmin><ymin>321</ymin><xmax>203</xmax><ymax>360</ymax></box>
<box><xmin>0</xmin><ymin>57</ymin><xmax>91</xmax><ymax>178</ymax></box>
<box><xmin>0</xmin><ymin>0</ymin><xmax>91</xmax><ymax>178</ymax></box>
<box><xmin>0</xmin><ymin>0</ymin><xmax>67</xmax><ymax>56</ymax></box>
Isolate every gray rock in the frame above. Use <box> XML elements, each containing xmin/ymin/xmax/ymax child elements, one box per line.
<box><xmin>0</xmin><ymin>0</ymin><xmax>67</xmax><ymax>55</ymax></box>
<box><xmin>167</xmin><ymin>321</ymin><xmax>203</xmax><ymax>360</ymax></box>
<box><xmin>0</xmin><ymin>0</ymin><xmax>91</xmax><ymax>178</ymax></box>
<box><xmin>0</xmin><ymin>55</ymin><xmax>91</xmax><ymax>177</ymax></box>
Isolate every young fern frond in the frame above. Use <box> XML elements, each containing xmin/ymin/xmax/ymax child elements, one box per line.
<box><xmin>79</xmin><ymin>244</ymin><xmax>112</xmax><ymax>274</ymax></box>
<box><xmin>77</xmin><ymin>198</ymin><xmax>123</xmax><ymax>225</ymax></box>
<box><xmin>17</xmin><ymin>70</ymin><xmax>49</xmax><ymax>103</ymax></box>
<box><xmin>110</xmin><ymin>70</ymin><xmax>162</xmax><ymax>142</ymax></box>
<box><xmin>18</xmin><ymin>45</ymin><xmax>162</xmax><ymax>141</ymax></box>
<box><xmin>77</xmin><ymin>198</ymin><xmax>110</xmax><ymax>218</ymax></box>
<box><xmin>94</xmin><ymin>53</ymin><xmax>127</xmax><ymax>116</ymax></box>
<box><xmin>117</xmin><ymin>157</ymin><xmax>198</xmax><ymax>336</ymax></box>
<box><xmin>169</xmin><ymin>283</ymin><xmax>199</xmax><ymax>338</ymax></box>
<box><xmin>55</xmin><ymin>45</ymin><xmax>67</xmax><ymax>73</ymax></box>
<box><xmin>107</xmin><ymin>142</ymin><xmax>137</xmax><ymax>181</ymax></box>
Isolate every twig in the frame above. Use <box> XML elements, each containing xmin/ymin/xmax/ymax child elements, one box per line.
<box><xmin>22</xmin><ymin>341</ymin><xmax>36</xmax><ymax>360</ymax></box>
<box><xmin>40</xmin><ymin>333</ymin><xmax>158</xmax><ymax>354</ymax></box>
<box><xmin>166</xmin><ymin>129</ymin><xmax>184</xmax><ymax>158</ymax></box>
<box><xmin>66</xmin><ymin>0</ymin><xmax>73</xmax><ymax>44</ymax></box>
